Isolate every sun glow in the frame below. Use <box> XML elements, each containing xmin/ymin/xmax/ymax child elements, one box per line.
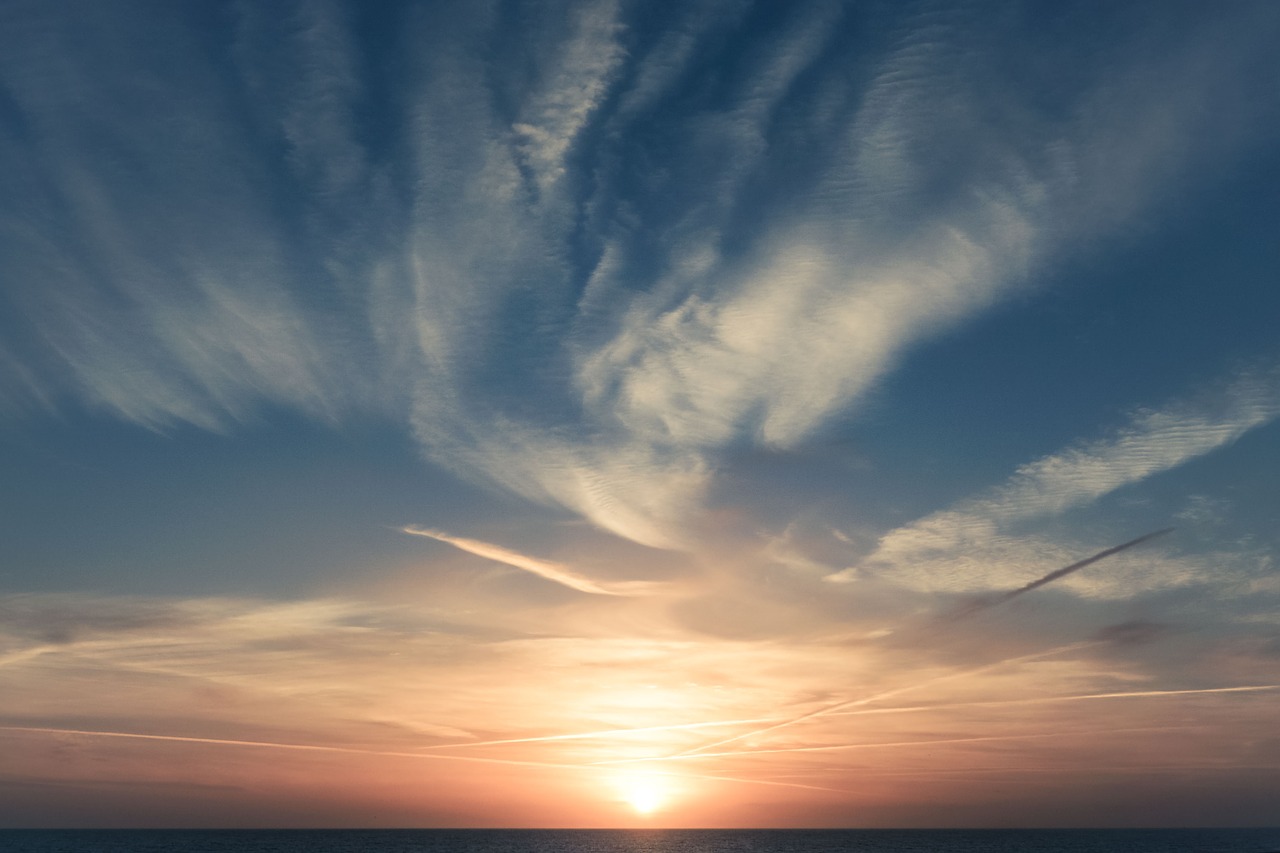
<box><xmin>616</xmin><ymin>772</ymin><xmax>668</xmax><ymax>816</ymax></box>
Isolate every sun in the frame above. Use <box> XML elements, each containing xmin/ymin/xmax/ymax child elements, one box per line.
<box><xmin>626</xmin><ymin>782</ymin><xmax>663</xmax><ymax>815</ymax></box>
<box><xmin>615</xmin><ymin>773</ymin><xmax>667</xmax><ymax>816</ymax></box>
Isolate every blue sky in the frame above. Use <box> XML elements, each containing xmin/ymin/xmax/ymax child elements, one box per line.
<box><xmin>2</xmin><ymin>0</ymin><xmax>1280</xmax><ymax>828</ymax></box>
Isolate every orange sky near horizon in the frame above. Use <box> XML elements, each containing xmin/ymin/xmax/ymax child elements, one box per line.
<box><xmin>4</xmin><ymin>571</ymin><xmax>1278</xmax><ymax>827</ymax></box>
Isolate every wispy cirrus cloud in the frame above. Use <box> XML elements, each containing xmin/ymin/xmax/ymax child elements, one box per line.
<box><xmin>833</xmin><ymin>367</ymin><xmax>1280</xmax><ymax>592</ymax></box>
<box><xmin>0</xmin><ymin>1</ymin><xmax>372</xmax><ymax>430</ymax></box>
<box><xmin>390</xmin><ymin>0</ymin><xmax>1280</xmax><ymax>544</ymax></box>
<box><xmin>401</xmin><ymin>525</ymin><xmax>662</xmax><ymax>596</ymax></box>
<box><xmin>1</xmin><ymin>1</ymin><xmax>1279</xmax><ymax>547</ymax></box>
<box><xmin>512</xmin><ymin>0</ymin><xmax>627</xmax><ymax>194</ymax></box>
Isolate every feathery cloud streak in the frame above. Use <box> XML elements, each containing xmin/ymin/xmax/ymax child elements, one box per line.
<box><xmin>2</xmin><ymin>2</ymin><xmax>1279</xmax><ymax>544</ymax></box>
<box><xmin>401</xmin><ymin>526</ymin><xmax>659</xmax><ymax>595</ymax></box>
<box><xmin>838</xmin><ymin>368</ymin><xmax>1280</xmax><ymax>591</ymax></box>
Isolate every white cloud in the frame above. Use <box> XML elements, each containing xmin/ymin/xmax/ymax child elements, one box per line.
<box><xmin>2</xmin><ymin>2</ymin><xmax>1279</xmax><ymax>548</ymax></box>
<box><xmin>513</xmin><ymin>0</ymin><xmax>626</xmax><ymax>193</ymax></box>
<box><xmin>836</xmin><ymin>367</ymin><xmax>1280</xmax><ymax>592</ymax></box>
<box><xmin>402</xmin><ymin>525</ymin><xmax>660</xmax><ymax>595</ymax></box>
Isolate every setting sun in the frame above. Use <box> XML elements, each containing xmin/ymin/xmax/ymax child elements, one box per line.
<box><xmin>615</xmin><ymin>773</ymin><xmax>668</xmax><ymax>816</ymax></box>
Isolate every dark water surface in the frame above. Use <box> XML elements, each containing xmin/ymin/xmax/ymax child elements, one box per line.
<box><xmin>2</xmin><ymin>829</ymin><xmax>1279</xmax><ymax>853</ymax></box>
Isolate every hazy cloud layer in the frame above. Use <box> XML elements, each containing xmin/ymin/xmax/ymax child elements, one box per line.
<box><xmin>3</xmin><ymin>562</ymin><xmax>1277</xmax><ymax>824</ymax></box>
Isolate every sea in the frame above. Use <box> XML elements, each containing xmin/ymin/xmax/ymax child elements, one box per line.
<box><xmin>1</xmin><ymin>829</ymin><xmax>1278</xmax><ymax>853</ymax></box>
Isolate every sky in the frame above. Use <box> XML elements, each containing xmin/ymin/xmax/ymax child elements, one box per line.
<box><xmin>2</xmin><ymin>0</ymin><xmax>1280</xmax><ymax>830</ymax></box>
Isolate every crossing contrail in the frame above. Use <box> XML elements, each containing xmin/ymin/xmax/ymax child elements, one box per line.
<box><xmin>597</xmin><ymin>725</ymin><xmax>1204</xmax><ymax>764</ymax></box>
<box><xmin>667</xmin><ymin>641</ymin><xmax>1102</xmax><ymax>758</ymax></box>
<box><xmin>427</xmin><ymin>684</ymin><xmax>1280</xmax><ymax>755</ymax></box>
<box><xmin>666</xmin><ymin>529</ymin><xmax>1175</xmax><ymax>760</ymax></box>
<box><xmin>0</xmin><ymin>725</ymin><xmax>848</xmax><ymax>795</ymax></box>
<box><xmin>821</xmin><ymin>683</ymin><xmax>1280</xmax><ymax>719</ymax></box>
<box><xmin>415</xmin><ymin>716</ymin><xmax>776</xmax><ymax>751</ymax></box>
<box><xmin>0</xmin><ymin>725</ymin><xmax>591</xmax><ymax>770</ymax></box>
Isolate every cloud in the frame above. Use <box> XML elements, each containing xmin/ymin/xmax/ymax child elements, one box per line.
<box><xmin>512</xmin><ymin>0</ymin><xmax>627</xmax><ymax>194</ymax></box>
<box><xmin>0</xmin><ymin>590</ymin><xmax>853</xmax><ymax>763</ymax></box>
<box><xmin>941</xmin><ymin>530</ymin><xmax>1174</xmax><ymax>621</ymax></box>
<box><xmin>835</xmin><ymin>367</ymin><xmax>1280</xmax><ymax>591</ymax></box>
<box><xmin>0</xmin><ymin>1</ymin><xmax>374</xmax><ymax>430</ymax></box>
<box><xmin>4</xmin><ymin>582</ymin><xmax>1278</xmax><ymax>821</ymax></box>
<box><xmin>401</xmin><ymin>526</ymin><xmax>656</xmax><ymax>596</ymax></box>
<box><xmin>1</xmin><ymin>2</ymin><xmax>1278</xmax><ymax>547</ymax></box>
<box><xmin>391</xmin><ymin>0</ymin><xmax>1280</xmax><ymax>545</ymax></box>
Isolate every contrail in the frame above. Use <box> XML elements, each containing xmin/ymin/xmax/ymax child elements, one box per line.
<box><xmin>668</xmin><ymin>641</ymin><xmax>1102</xmax><ymax>758</ymax></box>
<box><xmin>822</xmin><ymin>683</ymin><xmax>1280</xmax><ymax>719</ymax></box>
<box><xmin>669</xmin><ymin>529</ymin><xmax>1175</xmax><ymax>759</ymax></box>
<box><xmin>417</xmin><ymin>716</ymin><xmax>777</xmax><ymax>750</ymax></box>
<box><xmin>598</xmin><ymin>725</ymin><xmax>1203</xmax><ymax>764</ymax></box>
<box><xmin>672</xmin><ymin>770</ymin><xmax>853</xmax><ymax>795</ymax></box>
<box><xmin>0</xmin><ymin>725</ymin><xmax>850</xmax><ymax>796</ymax></box>
<box><xmin>414</xmin><ymin>684</ymin><xmax>1280</xmax><ymax>755</ymax></box>
<box><xmin>946</xmin><ymin>528</ymin><xmax>1174</xmax><ymax>620</ymax></box>
<box><xmin>0</xmin><ymin>725</ymin><xmax>591</xmax><ymax>770</ymax></box>
<box><xmin>798</xmin><ymin>763</ymin><xmax>1280</xmax><ymax>780</ymax></box>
